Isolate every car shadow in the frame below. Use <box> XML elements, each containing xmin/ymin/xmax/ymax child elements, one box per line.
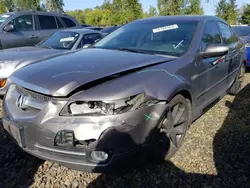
<box><xmin>0</xmin><ymin>110</ymin><xmax>44</xmax><ymax>188</ymax></box>
<box><xmin>87</xmin><ymin>83</ymin><xmax>250</xmax><ymax>188</ymax></box>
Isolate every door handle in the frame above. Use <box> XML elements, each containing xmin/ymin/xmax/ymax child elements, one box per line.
<box><xmin>29</xmin><ymin>35</ymin><xmax>38</xmax><ymax>39</ymax></box>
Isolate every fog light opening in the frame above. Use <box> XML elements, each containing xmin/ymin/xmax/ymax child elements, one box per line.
<box><xmin>0</xmin><ymin>79</ymin><xmax>7</xmax><ymax>88</ymax></box>
<box><xmin>54</xmin><ymin>130</ymin><xmax>76</xmax><ymax>147</ymax></box>
<box><xmin>91</xmin><ymin>151</ymin><xmax>108</xmax><ymax>162</ymax></box>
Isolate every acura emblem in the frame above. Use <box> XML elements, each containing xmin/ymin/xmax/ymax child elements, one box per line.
<box><xmin>16</xmin><ymin>94</ymin><xmax>30</xmax><ymax>110</ymax></box>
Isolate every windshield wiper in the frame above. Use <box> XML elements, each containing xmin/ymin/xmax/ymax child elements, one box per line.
<box><xmin>117</xmin><ymin>48</ymin><xmax>155</xmax><ymax>55</ymax></box>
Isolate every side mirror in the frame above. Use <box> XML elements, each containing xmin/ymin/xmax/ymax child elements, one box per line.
<box><xmin>3</xmin><ymin>23</ymin><xmax>15</xmax><ymax>32</ymax></box>
<box><xmin>83</xmin><ymin>44</ymin><xmax>91</xmax><ymax>48</ymax></box>
<box><xmin>201</xmin><ymin>44</ymin><xmax>229</xmax><ymax>58</ymax></box>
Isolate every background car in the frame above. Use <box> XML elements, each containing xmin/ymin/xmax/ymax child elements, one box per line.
<box><xmin>81</xmin><ymin>24</ymin><xmax>91</xmax><ymax>28</ymax></box>
<box><xmin>232</xmin><ymin>25</ymin><xmax>250</xmax><ymax>67</ymax></box>
<box><xmin>2</xmin><ymin>16</ymin><xmax>245</xmax><ymax>173</ymax></box>
<box><xmin>85</xmin><ymin>26</ymin><xmax>104</xmax><ymax>31</ymax></box>
<box><xmin>0</xmin><ymin>11</ymin><xmax>81</xmax><ymax>49</ymax></box>
<box><xmin>0</xmin><ymin>29</ymin><xmax>103</xmax><ymax>96</ymax></box>
<box><xmin>100</xmin><ymin>25</ymin><xmax>120</xmax><ymax>36</ymax></box>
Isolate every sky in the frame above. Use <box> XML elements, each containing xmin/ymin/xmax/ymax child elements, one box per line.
<box><xmin>64</xmin><ymin>0</ymin><xmax>245</xmax><ymax>15</ymax></box>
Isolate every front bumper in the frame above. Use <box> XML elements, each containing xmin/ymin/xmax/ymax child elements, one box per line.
<box><xmin>2</xmin><ymin>86</ymin><xmax>166</xmax><ymax>172</ymax></box>
<box><xmin>3</xmin><ymin>116</ymin><xmax>149</xmax><ymax>172</ymax></box>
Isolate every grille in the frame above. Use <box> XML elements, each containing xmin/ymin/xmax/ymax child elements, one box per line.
<box><xmin>16</xmin><ymin>86</ymin><xmax>51</xmax><ymax>102</ymax></box>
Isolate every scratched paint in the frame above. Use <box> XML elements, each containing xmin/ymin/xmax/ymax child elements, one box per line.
<box><xmin>137</xmin><ymin>69</ymin><xmax>183</xmax><ymax>82</ymax></box>
<box><xmin>52</xmin><ymin>71</ymin><xmax>91</xmax><ymax>78</ymax></box>
<box><xmin>144</xmin><ymin>113</ymin><xmax>159</xmax><ymax>121</ymax></box>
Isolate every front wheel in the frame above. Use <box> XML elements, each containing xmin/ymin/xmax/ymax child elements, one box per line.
<box><xmin>150</xmin><ymin>94</ymin><xmax>191</xmax><ymax>163</ymax></box>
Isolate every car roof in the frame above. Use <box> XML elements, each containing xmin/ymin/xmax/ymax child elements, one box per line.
<box><xmin>86</xmin><ymin>26</ymin><xmax>103</xmax><ymax>29</ymax></box>
<box><xmin>58</xmin><ymin>28</ymin><xmax>101</xmax><ymax>34</ymax></box>
<box><xmin>134</xmin><ymin>15</ymin><xmax>226</xmax><ymax>23</ymax></box>
<box><xmin>7</xmin><ymin>11</ymin><xmax>70</xmax><ymax>17</ymax></box>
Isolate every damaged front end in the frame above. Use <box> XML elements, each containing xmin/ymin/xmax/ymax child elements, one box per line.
<box><xmin>3</xmin><ymin>83</ymin><xmax>167</xmax><ymax>172</ymax></box>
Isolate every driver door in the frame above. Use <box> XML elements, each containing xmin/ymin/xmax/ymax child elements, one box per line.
<box><xmin>1</xmin><ymin>14</ymin><xmax>40</xmax><ymax>49</ymax></box>
<box><xmin>195</xmin><ymin>21</ymin><xmax>229</xmax><ymax>109</ymax></box>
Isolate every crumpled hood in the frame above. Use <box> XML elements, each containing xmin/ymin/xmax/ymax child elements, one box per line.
<box><xmin>11</xmin><ymin>48</ymin><xmax>175</xmax><ymax>97</ymax></box>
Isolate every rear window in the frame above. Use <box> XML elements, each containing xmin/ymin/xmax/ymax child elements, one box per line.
<box><xmin>61</xmin><ymin>17</ymin><xmax>76</xmax><ymax>28</ymax></box>
<box><xmin>38</xmin><ymin>15</ymin><xmax>57</xmax><ymax>30</ymax></box>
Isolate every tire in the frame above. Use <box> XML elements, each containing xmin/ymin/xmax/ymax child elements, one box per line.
<box><xmin>229</xmin><ymin>63</ymin><xmax>245</xmax><ymax>96</ymax></box>
<box><xmin>149</xmin><ymin>94</ymin><xmax>191</xmax><ymax>163</ymax></box>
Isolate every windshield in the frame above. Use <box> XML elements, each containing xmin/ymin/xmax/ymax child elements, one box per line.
<box><xmin>94</xmin><ymin>20</ymin><xmax>198</xmax><ymax>57</ymax></box>
<box><xmin>0</xmin><ymin>14</ymin><xmax>11</xmax><ymax>25</ymax></box>
<box><xmin>232</xmin><ymin>26</ymin><xmax>250</xmax><ymax>36</ymax></box>
<box><xmin>39</xmin><ymin>31</ymin><xmax>80</xmax><ymax>50</ymax></box>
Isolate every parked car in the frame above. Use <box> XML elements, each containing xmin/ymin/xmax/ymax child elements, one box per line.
<box><xmin>2</xmin><ymin>16</ymin><xmax>245</xmax><ymax>173</ymax></box>
<box><xmin>0</xmin><ymin>29</ymin><xmax>103</xmax><ymax>96</ymax></box>
<box><xmin>100</xmin><ymin>25</ymin><xmax>120</xmax><ymax>36</ymax></box>
<box><xmin>81</xmin><ymin>24</ymin><xmax>91</xmax><ymax>28</ymax></box>
<box><xmin>85</xmin><ymin>26</ymin><xmax>104</xmax><ymax>31</ymax></box>
<box><xmin>232</xmin><ymin>25</ymin><xmax>250</xmax><ymax>67</ymax></box>
<box><xmin>0</xmin><ymin>11</ymin><xmax>81</xmax><ymax>49</ymax></box>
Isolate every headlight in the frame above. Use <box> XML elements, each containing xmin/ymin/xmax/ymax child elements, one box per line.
<box><xmin>60</xmin><ymin>93</ymin><xmax>146</xmax><ymax>116</ymax></box>
<box><xmin>0</xmin><ymin>61</ymin><xmax>12</xmax><ymax>70</ymax></box>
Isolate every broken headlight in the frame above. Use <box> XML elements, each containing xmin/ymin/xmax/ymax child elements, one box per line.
<box><xmin>60</xmin><ymin>93</ymin><xmax>146</xmax><ymax>116</ymax></box>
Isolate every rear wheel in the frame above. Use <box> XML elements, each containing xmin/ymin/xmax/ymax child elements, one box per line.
<box><xmin>150</xmin><ymin>94</ymin><xmax>191</xmax><ymax>163</ymax></box>
<box><xmin>229</xmin><ymin>63</ymin><xmax>245</xmax><ymax>96</ymax></box>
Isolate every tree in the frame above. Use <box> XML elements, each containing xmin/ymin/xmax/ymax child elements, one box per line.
<box><xmin>240</xmin><ymin>4</ymin><xmax>250</xmax><ymax>24</ymax></box>
<box><xmin>0</xmin><ymin>1</ymin><xmax>7</xmax><ymax>13</ymax></box>
<box><xmin>0</xmin><ymin>0</ymin><xmax>15</xmax><ymax>11</ymax></box>
<box><xmin>111</xmin><ymin>0</ymin><xmax>143</xmax><ymax>24</ymax></box>
<box><xmin>158</xmin><ymin>0</ymin><xmax>184</xmax><ymax>16</ymax></box>
<box><xmin>216</xmin><ymin>0</ymin><xmax>228</xmax><ymax>20</ymax></box>
<box><xmin>182</xmin><ymin>0</ymin><xmax>203</xmax><ymax>15</ymax></box>
<box><xmin>15</xmin><ymin>0</ymin><xmax>41</xmax><ymax>10</ymax></box>
<box><xmin>216</xmin><ymin>0</ymin><xmax>238</xmax><ymax>24</ymax></box>
<box><xmin>144</xmin><ymin>5</ymin><xmax>158</xmax><ymax>17</ymax></box>
<box><xmin>227</xmin><ymin>0</ymin><xmax>238</xmax><ymax>24</ymax></box>
<box><xmin>66</xmin><ymin>9</ymin><xmax>85</xmax><ymax>24</ymax></box>
<box><xmin>46</xmin><ymin>0</ymin><xmax>64</xmax><ymax>12</ymax></box>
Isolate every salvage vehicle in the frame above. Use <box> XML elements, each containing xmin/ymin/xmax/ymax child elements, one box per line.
<box><xmin>2</xmin><ymin>16</ymin><xmax>245</xmax><ymax>173</ymax></box>
<box><xmin>232</xmin><ymin>25</ymin><xmax>250</xmax><ymax>67</ymax></box>
<box><xmin>0</xmin><ymin>29</ymin><xmax>103</xmax><ymax>96</ymax></box>
<box><xmin>0</xmin><ymin>11</ymin><xmax>80</xmax><ymax>49</ymax></box>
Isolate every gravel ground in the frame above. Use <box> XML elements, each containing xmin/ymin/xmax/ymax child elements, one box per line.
<box><xmin>1</xmin><ymin>74</ymin><xmax>250</xmax><ymax>188</ymax></box>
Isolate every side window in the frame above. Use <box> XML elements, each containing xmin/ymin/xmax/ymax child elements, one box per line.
<box><xmin>61</xmin><ymin>17</ymin><xmax>76</xmax><ymax>28</ymax></box>
<box><xmin>82</xmin><ymin>33</ymin><xmax>102</xmax><ymax>46</ymax></box>
<box><xmin>56</xmin><ymin>17</ymin><xmax>64</xmax><ymax>28</ymax></box>
<box><xmin>201</xmin><ymin>21</ymin><xmax>222</xmax><ymax>51</ymax></box>
<box><xmin>38</xmin><ymin>15</ymin><xmax>57</xmax><ymax>30</ymax></box>
<box><xmin>10</xmin><ymin>15</ymin><xmax>34</xmax><ymax>31</ymax></box>
<box><xmin>217</xmin><ymin>22</ymin><xmax>237</xmax><ymax>44</ymax></box>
